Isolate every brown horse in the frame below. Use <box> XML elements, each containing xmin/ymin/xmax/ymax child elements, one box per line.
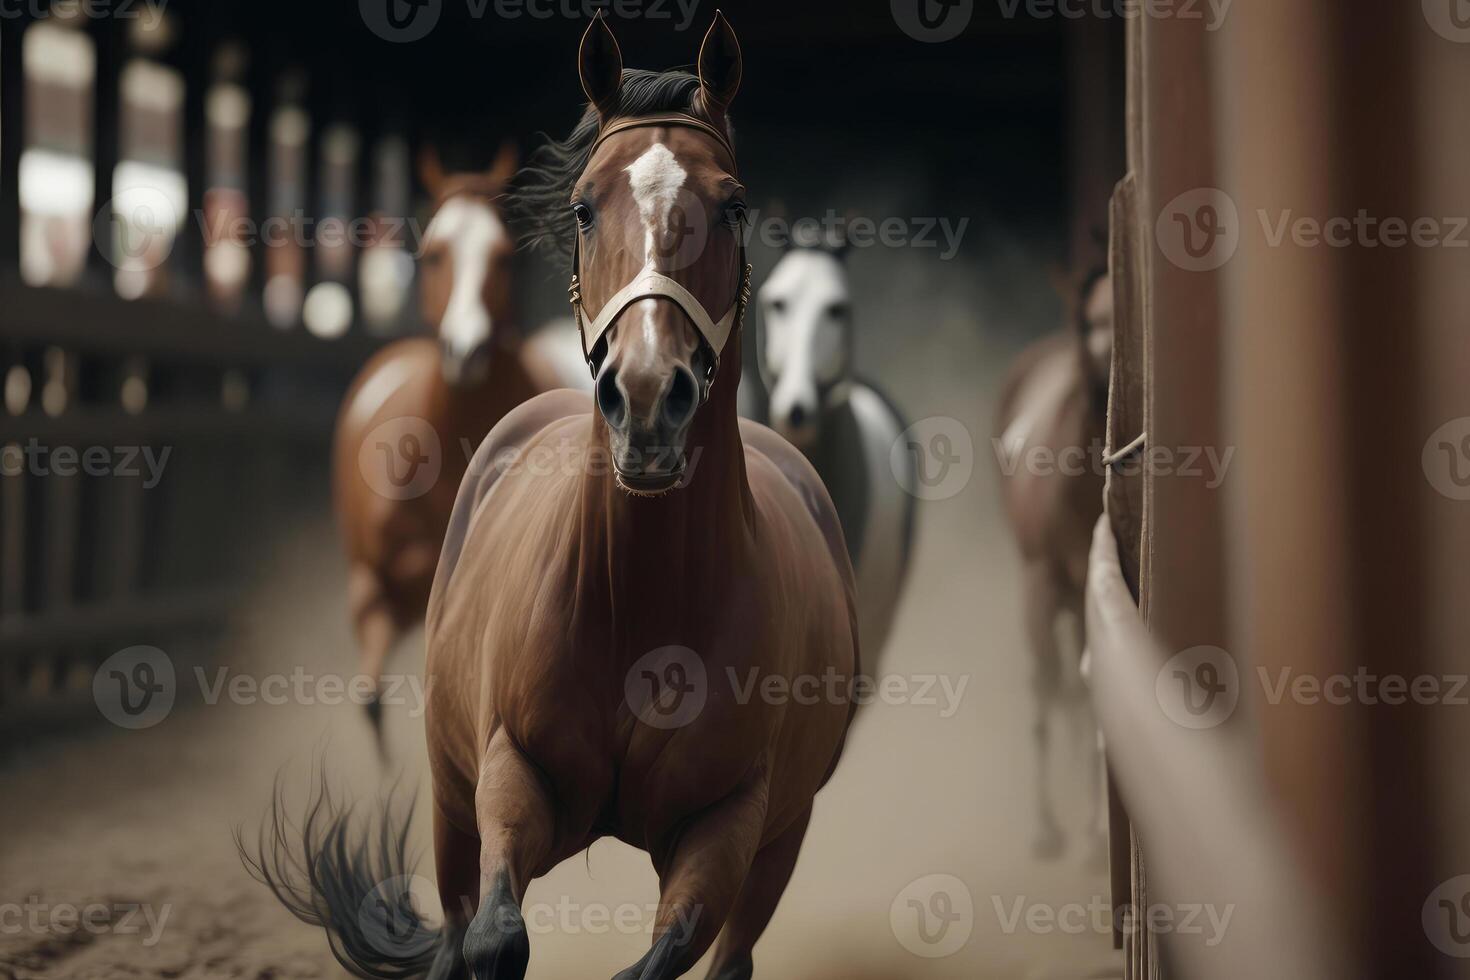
<box><xmin>249</xmin><ymin>13</ymin><xmax>858</xmax><ymax>980</ymax></box>
<box><xmin>993</xmin><ymin>262</ymin><xmax>1112</xmax><ymax>861</ymax></box>
<box><xmin>332</xmin><ymin>144</ymin><xmax>584</xmax><ymax>746</ymax></box>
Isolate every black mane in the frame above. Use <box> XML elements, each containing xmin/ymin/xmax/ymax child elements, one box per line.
<box><xmin>506</xmin><ymin>69</ymin><xmax>732</xmax><ymax>260</ymax></box>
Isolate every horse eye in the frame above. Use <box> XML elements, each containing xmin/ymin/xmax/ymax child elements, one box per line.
<box><xmin>724</xmin><ymin>200</ymin><xmax>748</xmax><ymax>227</ymax></box>
<box><xmin>827</xmin><ymin>302</ymin><xmax>851</xmax><ymax>320</ymax></box>
<box><xmin>768</xmin><ymin>298</ymin><xmax>787</xmax><ymax>315</ymax></box>
<box><xmin>572</xmin><ymin>203</ymin><xmax>593</xmax><ymax>229</ymax></box>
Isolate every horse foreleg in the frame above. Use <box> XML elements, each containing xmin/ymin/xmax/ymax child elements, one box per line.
<box><xmin>461</xmin><ymin>732</ymin><xmax>556</xmax><ymax>980</ymax></box>
<box><xmin>1024</xmin><ymin>562</ymin><xmax>1065</xmax><ymax>859</ymax></box>
<box><xmin>1068</xmin><ymin>590</ymin><xmax>1111</xmax><ymax>873</ymax></box>
<box><xmin>612</xmin><ymin>783</ymin><xmax>769</xmax><ymax>980</ymax></box>
<box><xmin>427</xmin><ymin>801</ymin><xmax>480</xmax><ymax>980</ymax></box>
<box><xmin>349</xmin><ymin>564</ymin><xmax>399</xmax><ymax>758</ymax></box>
<box><xmin>702</xmin><ymin>805</ymin><xmax>812</xmax><ymax>980</ymax></box>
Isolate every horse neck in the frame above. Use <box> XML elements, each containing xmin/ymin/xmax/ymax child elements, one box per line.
<box><xmin>580</xmin><ymin>332</ymin><xmax>755</xmax><ymax>625</ymax></box>
<box><xmin>1072</xmin><ymin>336</ymin><xmax>1110</xmax><ymax>417</ymax></box>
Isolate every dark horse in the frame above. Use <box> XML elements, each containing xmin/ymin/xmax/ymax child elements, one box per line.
<box><xmin>244</xmin><ymin>13</ymin><xmax>859</xmax><ymax>980</ymax></box>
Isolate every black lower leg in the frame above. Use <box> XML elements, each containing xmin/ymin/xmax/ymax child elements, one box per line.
<box><xmin>462</xmin><ymin>872</ymin><xmax>529</xmax><ymax>980</ymax></box>
<box><xmin>611</xmin><ymin>912</ymin><xmax>698</xmax><ymax>980</ymax></box>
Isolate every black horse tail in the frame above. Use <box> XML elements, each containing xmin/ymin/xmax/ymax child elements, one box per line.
<box><xmin>236</xmin><ymin>767</ymin><xmax>442</xmax><ymax>979</ymax></box>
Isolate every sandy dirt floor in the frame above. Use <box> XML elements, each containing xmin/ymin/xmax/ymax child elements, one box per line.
<box><xmin>1</xmin><ymin>265</ymin><xmax>1123</xmax><ymax>979</ymax></box>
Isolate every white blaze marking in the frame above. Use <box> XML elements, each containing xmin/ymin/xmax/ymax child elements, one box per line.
<box><xmin>625</xmin><ymin>142</ymin><xmax>688</xmax><ymax>266</ymax></box>
<box><xmin>759</xmin><ymin>249</ymin><xmax>851</xmax><ymax>426</ymax></box>
<box><xmin>421</xmin><ymin>197</ymin><xmax>505</xmax><ymax>355</ymax></box>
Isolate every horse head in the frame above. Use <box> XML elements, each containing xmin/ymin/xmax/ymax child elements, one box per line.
<box><xmin>417</xmin><ymin>141</ymin><xmax>519</xmax><ymax>387</ymax></box>
<box><xmin>567</xmin><ymin>11</ymin><xmax>749</xmax><ymax>494</ymax></box>
<box><xmin>757</xmin><ymin>232</ymin><xmax>854</xmax><ymax>449</ymax></box>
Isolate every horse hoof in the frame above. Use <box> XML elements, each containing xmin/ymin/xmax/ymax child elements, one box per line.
<box><xmin>611</xmin><ymin>915</ymin><xmax>696</xmax><ymax>980</ymax></box>
<box><xmin>1031</xmin><ymin>826</ymin><xmax>1066</xmax><ymax>860</ymax></box>
<box><xmin>426</xmin><ymin>925</ymin><xmax>469</xmax><ymax>980</ymax></box>
<box><xmin>462</xmin><ymin>897</ymin><xmax>529</xmax><ymax>980</ymax></box>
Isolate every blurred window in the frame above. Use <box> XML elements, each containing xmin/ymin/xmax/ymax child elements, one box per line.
<box><xmin>302</xmin><ymin>122</ymin><xmax>357</xmax><ymax>339</ymax></box>
<box><xmin>360</xmin><ymin>134</ymin><xmax>415</xmax><ymax>336</ymax></box>
<box><xmin>203</xmin><ymin>43</ymin><xmax>251</xmax><ymax>312</ymax></box>
<box><xmin>19</xmin><ymin>21</ymin><xmax>95</xmax><ymax>288</ymax></box>
<box><xmin>112</xmin><ymin>57</ymin><xmax>185</xmax><ymax>300</ymax></box>
<box><xmin>264</xmin><ymin>73</ymin><xmax>308</xmax><ymax>329</ymax></box>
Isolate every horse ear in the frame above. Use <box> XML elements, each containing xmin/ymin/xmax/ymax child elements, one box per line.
<box><xmin>697</xmin><ymin>11</ymin><xmax>742</xmax><ymax>117</ymax></box>
<box><xmin>579</xmin><ymin>11</ymin><xmax>623</xmax><ymax>117</ymax></box>
<box><xmin>485</xmin><ymin>140</ymin><xmax>519</xmax><ymax>190</ymax></box>
<box><xmin>418</xmin><ymin>143</ymin><xmax>446</xmax><ymax>199</ymax></box>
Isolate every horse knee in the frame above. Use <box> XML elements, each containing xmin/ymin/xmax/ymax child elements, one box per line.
<box><xmin>462</xmin><ymin>873</ymin><xmax>529</xmax><ymax>980</ymax></box>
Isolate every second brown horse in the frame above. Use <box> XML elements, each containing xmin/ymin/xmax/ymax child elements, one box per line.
<box><xmin>333</xmin><ymin>144</ymin><xmax>584</xmax><ymax>745</ymax></box>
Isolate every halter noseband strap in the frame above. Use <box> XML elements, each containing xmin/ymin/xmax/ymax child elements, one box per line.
<box><xmin>567</xmin><ymin>113</ymin><xmax>754</xmax><ymax>398</ymax></box>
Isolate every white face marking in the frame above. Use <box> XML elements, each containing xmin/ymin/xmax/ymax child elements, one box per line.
<box><xmin>422</xmin><ymin>197</ymin><xmax>505</xmax><ymax>356</ymax></box>
<box><xmin>758</xmin><ymin>249</ymin><xmax>851</xmax><ymax>437</ymax></box>
<box><xmin>625</xmin><ymin>142</ymin><xmax>688</xmax><ymax>267</ymax></box>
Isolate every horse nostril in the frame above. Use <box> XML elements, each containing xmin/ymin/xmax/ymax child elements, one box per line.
<box><xmin>788</xmin><ymin>403</ymin><xmax>807</xmax><ymax>429</ymax></box>
<box><xmin>596</xmin><ymin>368</ymin><xmax>626</xmax><ymax>427</ymax></box>
<box><xmin>662</xmin><ymin>368</ymin><xmax>698</xmax><ymax>429</ymax></box>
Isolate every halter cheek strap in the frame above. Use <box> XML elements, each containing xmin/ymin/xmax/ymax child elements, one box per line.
<box><xmin>567</xmin><ymin>113</ymin><xmax>754</xmax><ymax>397</ymax></box>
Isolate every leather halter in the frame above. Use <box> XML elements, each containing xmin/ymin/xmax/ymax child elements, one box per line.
<box><xmin>567</xmin><ymin>113</ymin><xmax>754</xmax><ymax>399</ymax></box>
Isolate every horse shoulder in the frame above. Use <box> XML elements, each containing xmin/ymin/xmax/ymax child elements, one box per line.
<box><xmin>993</xmin><ymin>330</ymin><xmax>1075</xmax><ymax>441</ymax></box>
<box><xmin>428</xmin><ymin>389</ymin><xmax>592</xmax><ymax>628</ymax></box>
<box><xmin>332</xmin><ymin>338</ymin><xmax>443</xmax><ymax>561</ymax></box>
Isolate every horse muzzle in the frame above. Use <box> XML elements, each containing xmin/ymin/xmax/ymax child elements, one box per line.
<box><xmin>440</xmin><ymin>337</ymin><xmax>492</xmax><ymax>388</ymax></box>
<box><xmin>597</xmin><ymin>359</ymin><xmax>699</xmax><ymax>495</ymax></box>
